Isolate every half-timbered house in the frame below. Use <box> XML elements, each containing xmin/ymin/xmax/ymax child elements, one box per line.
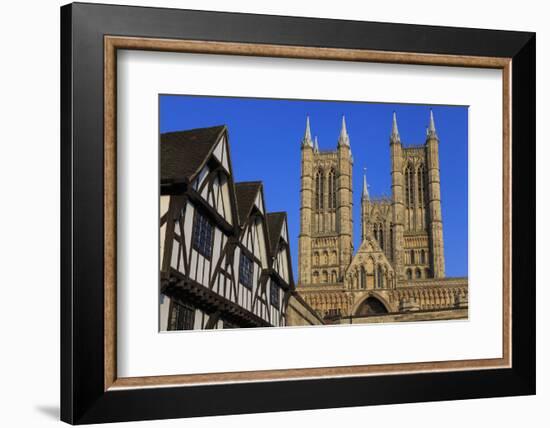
<box><xmin>159</xmin><ymin>125</ymin><xmax>312</xmax><ymax>330</ymax></box>
<box><xmin>265</xmin><ymin>212</ymin><xmax>294</xmax><ymax>327</ymax></box>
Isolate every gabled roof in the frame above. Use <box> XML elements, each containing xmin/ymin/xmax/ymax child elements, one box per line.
<box><xmin>266</xmin><ymin>212</ymin><xmax>286</xmax><ymax>255</ymax></box>
<box><xmin>234</xmin><ymin>181</ymin><xmax>262</xmax><ymax>226</ymax></box>
<box><xmin>160</xmin><ymin>125</ymin><xmax>226</xmax><ymax>183</ymax></box>
<box><xmin>347</xmin><ymin>234</ymin><xmax>394</xmax><ymax>275</ymax></box>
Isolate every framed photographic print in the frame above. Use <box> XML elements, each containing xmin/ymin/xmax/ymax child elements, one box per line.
<box><xmin>60</xmin><ymin>2</ymin><xmax>536</xmax><ymax>424</ymax></box>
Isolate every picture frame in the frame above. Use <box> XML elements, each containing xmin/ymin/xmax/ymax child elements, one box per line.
<box><xmin>60</xmin><ymin>2</ymin><xmax>535</xmax><ymax>424</ymax></box>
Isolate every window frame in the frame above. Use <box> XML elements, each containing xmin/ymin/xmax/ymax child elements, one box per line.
<box><xmin>192</xmin><ymin>209</ymin><xmax>214</xmax><ymax>259</ymax></box>
<box><xmin>169</xmin><ymin>301</ymin><xmax>196</xmax><ymax>331</ymax></box>
<box><xmin>239</xmin><ymin>251</ymin><xmax>254</xmax><ymax>290</ymax></box>
<box><xmin>270</xmin><ymin>280</ymin><xmax>280</xmax><ymax>309</ymax></box>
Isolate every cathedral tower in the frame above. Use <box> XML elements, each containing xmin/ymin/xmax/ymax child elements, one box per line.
<box><xmin>298</xmin><ymin>116</ymin><xmax>353</xmax><ymax>285</ymax></box>
<box><xmin>337</xmin><ymin>117</ymin><xmax>354</xmax><ymax>279</ymax></box>
<box><xmin>390</xmin><ymin>112</ymin><xmax>406</xmax><ymax>280</ymax></box>
<box><xmin>298</xmin><ymin>110</ymin><xmax>458</xmax><ymax>322</ymax></box>
<box><xmin>425</xmin><ymin>110</ymin><xmax>445</xmax><ymax>278</ymax></box>
<box><xmin>389</xmin><ymin>110</ymin><xmax>446</xmax><ymax>281</ymax></box>
<box><xmin>298</xmin><ymin>116</ymin><xmax>314</xmax><ymax>285</ymax></box>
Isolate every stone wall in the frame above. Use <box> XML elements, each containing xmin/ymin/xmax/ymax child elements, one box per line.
<box><xmin>341</xmin><ymin>308</ymin><xmax>468</xmax><ymax>324</ymax></box>
<box><xmin>286</xmin><ymin>291</ymin><xmax>325</xmax><ymax>326</ymax></box>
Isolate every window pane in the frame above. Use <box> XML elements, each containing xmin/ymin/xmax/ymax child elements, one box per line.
<box><xmin>270</xmin><ymin>281</ymin><xmax>279</xmax><ymax>308</ymax></box>
<box><xmin>239</xmin><ymin>252</ymin><xmax>253</xmax><ymax>289</ymax></box>
<box><xmin>169</xmin><ymin>301</ymin><xmax>195</xmax><ymax>330</ymax></box>
<box><xmin>193</xmin><ymin>212</ymin><xmax>213</xmax><ymax>258</ymax></box>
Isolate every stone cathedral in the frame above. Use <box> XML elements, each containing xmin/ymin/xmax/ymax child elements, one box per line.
<box><xmin>297</xmin><ymin>111</ymin><xmax>468</xmax><ymax>323</ymax></box>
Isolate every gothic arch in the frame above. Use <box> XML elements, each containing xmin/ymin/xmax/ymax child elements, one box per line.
<box><xmin>360</xmin><ymin>266</ymin><xmax>366</xmax><ymax>289</ymax></box>
<box><xmin>352</xmin><ymin>292</ymin><xmax>393</xmax><ymax>316</ymax></box>
<box><xmin>417</xmin><ymin>163</ymin><xmax>427</xmax><ymax>213</ymax></box>
<box><xmin>327</xmin><ymin>168</ymin><xmax>336</xmax><ymax>210</ymax></box>
<box><xmin>376</xmin><ymin>264</ymin><xmax>384</xmax><ymax>289</ymax></box>
<box><xmin>314</xmin><ymin>169</ymin><xmax>324</xmax><ymax>211</ymax></box>
<box><xmin>405</xmin><ymin>163</ymin><xmax>414</xmax><ymax>207</ymax></box>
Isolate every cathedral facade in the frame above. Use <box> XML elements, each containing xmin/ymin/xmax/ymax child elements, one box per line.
<box><xmin>297</xmin><ymin>112</ymin><xmax>468</xmax><ymax>323</ymax></box>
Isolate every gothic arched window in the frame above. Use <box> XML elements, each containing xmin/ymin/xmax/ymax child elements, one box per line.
<box><xmin>314</xmin><ymin>252</ymin><xmax>319</xmax><ymax>266</ymax></box>
<box><xmin>406</xmin><ymin>269</ymin><xmax>412</xmax><ymax>280</ymax></box>
<box><xmin>331</xmin><ymin>270</ymin><xmax>337</xmax><ymax>282</ymax></box>
<box><xmin>377</xmin><ymin>265</ymin><xmax>384</xmax><ymax>289</ymax></box>
<box><xmin>322</xmin><ymin>271</ymin><xmax>328</xmax><ymax>283</ymax></box>
<box><xmin>410</xmin><ymin>250</ymin><xmax>415</xmax><ymax>264</ymax></box>
<box><xmin>417</xmin><ymin>164</ymin><xmax>425</xmax><ymax>208</ymax></box>
<box><xmin>360</xmin><ymin>268</ymin><xmax>366</xmax><ymax>289</ymax></box>
<box><xmin>315</xmin><ymin>169</ymin><xmax>324</xmax><ymax>210</ymax></box>
<box><xmin>405</xmin><ymin>164</ymin><xmax>414</xmax><ymax>208</ymax></box>
<box><xmin>389</xmin><ymin>223</ymin><xmax>394</xmax><ymax>257</ymax></box>
<box><xmin>328</xmin><ymin>169</ymin><xmax>336</xmax><ymax>209</ymax></box>
<box><xmin>415</xmin><ymin>268</ymin><xmax>422</xmax><ymax>279</ymax></box>
<box><xmin>420</xmin><ymin>249</ymin><xmax>426</xmax><ymax>264</ymax></box>
<box><xmin>378</xmin><ymin>224</ymin><xmax>384</xmax><ymax>251</ymax></box>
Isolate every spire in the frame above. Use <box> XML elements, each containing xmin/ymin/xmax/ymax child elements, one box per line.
<box><xmin>338</xmin><ymin>115</ymin><xmax>350</xmax><ymax>147</ymax></box>
<box><xmin>427</xmin><ymin>109</ymin><xmax>438</xmax><ymax>139</ymax></box>
<box><xmin>302</xmin><ymin>115</ymin><xmax>313</xmax><ymax>147</ymax></box>
<box><xmin>390</xmin><ymin>111</ymin><xmax>400</xmax><ymax>143</ymax></box>
<box><xmin>314</xmin><ymin>136</ymin><xmax>319</xmax><ymax>153</ymax></box>
<box><xmin>362</xmin><ymin>168</ymin><xmax>370</xmax><ymax>200</ymax></box>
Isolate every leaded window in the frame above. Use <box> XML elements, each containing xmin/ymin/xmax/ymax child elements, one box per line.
<box><xmin>169</xmin><ymin>301</ymin><xmax>195</xmax><ymax>331</ymax></box>
<box><xmin>270</xmin><ymin>281</ymin><xmax>280</xmax><ymax>309</ymax></box>
<box><xmin>192</xmin><ymin>211</ymin><xmax>213</xmax><ymax>259</ymax></box>
<box><xmin>239</xmin><ymin>252</ymin><xmax>254</xmax><ymax>289</ymax></box>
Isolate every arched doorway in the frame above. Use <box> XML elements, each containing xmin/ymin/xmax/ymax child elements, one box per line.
<box><xmin>355</xmin><ymin>296</ymin><xmax>389</xmax><ymax>316</ymax></box>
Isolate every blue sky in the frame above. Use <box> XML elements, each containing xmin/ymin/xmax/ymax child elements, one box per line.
<box><xmin>160</xmin><ymin>95</ymin><xmax>468</xmax><ymax>278</ymax></box>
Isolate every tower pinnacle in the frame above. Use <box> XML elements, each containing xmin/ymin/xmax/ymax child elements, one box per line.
<box><xmin>362</xmin><ymin>168</ymin><xmax>370</xmax><ymax>200</ymax></box>
<box><xmin>390</xmin><ymin>111</ymin><xmax>400</xmax><ymax>143</ymax></box>
<box><xmin>338</xmin><ymin>115</ymin><xmax>350</xmax><ymax>147</ymax></box>
<box><xmin>314</xmin><ymin>136</ymin><xmax>319</xmax><ymax>153</ymax></box>
<box><xmin>427</xmin><ymin>109</ymin><xmax>438</xmax><ymax>139</ymax></box>
<box><xmin>302</xmin><ymin>115</ymin><xmax>313</xmax><ymax>147</ymax></box>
